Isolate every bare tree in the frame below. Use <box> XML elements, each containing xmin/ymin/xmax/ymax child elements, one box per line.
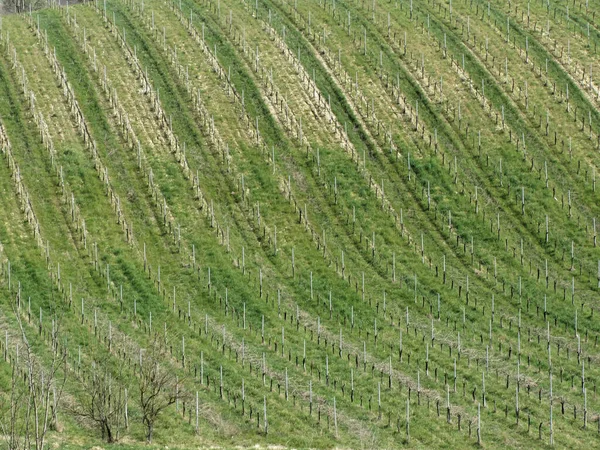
<box><xmin>0</xmin><ymin>365</ymin><xmax>30</xmax><ymax>450</ymax></box>
<box><xmin>0</xmin><ymin>0</ymin><xmax>47</xmax><ymax>14</ymax></box>
<box><xmin>138</xmin><ymin>338</ymin><xmax>187</xmax><ymax>442</ymax></box>
<box><xmin>71</xmin><ymin>357</ymin><xmax>126</xmax><ymax>443</ymax></box>
<box><xmin>2</xmin><ymin>311</ymin><xmax>68</xmax><ymax>450</ymax></box>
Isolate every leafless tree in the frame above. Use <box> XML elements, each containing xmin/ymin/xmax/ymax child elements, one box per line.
<box><xmin>0</xmin><ymin>311</ymin><xmax>68</xmax><ymax>450</ymax></box>
<box><xmin>0</xmin><ymin>364</ymin><xmax>29</xmax><ymax>450</ymax></box>
<box><xmin>70</xmin><ymin>357</ymin><xmax>126</xmax><ymax>443</ymax></box>
<box><xmin>0</xmin><ymin>0</ymin><xmax>47</xmax><ymax>14</ymax></box>
<box><xmin>138</xmin><ymin>337</ymin><xmax>187</xmax><ymax>443</ymax></box>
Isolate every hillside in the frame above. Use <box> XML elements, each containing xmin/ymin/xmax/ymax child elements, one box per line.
<box><xmin>0</xmin><ymin>0</ymin><xmax>599</xmax><ymax>447</ymax></box>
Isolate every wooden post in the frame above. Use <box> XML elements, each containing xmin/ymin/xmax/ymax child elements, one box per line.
<box><xmin>219</xmin><ymin>366</ymin><xmax>223</xmax><ymax>399</ymax></box>
<box><xmin>406</xmin><ymin>398</ymin><xmax>410</xmax><ymax>443</ymax></box>
<box><xmin>477</xmin><ymin>402</ymin><xmax>482</xmax><ymax>445</ymax></box>
<box><xmin>334</xmin><ymin>397</ymin><xmax>338</xmax><ymax>437</ymax></box>
<box><xmin>263</xmin><ymin>396</ymin><xmax>268</xmax><ymax>434</ymax></box>
<box><xmin>125</xmin><ymin>388</ymin><xmax>129</xmax><ymax>429</ymax></box>
<box><xmin>195</xmin><ymin>391</ymin><xmax>199</xmax><ymax>433</ymax></box>
<box><xmin>447</xmin><ymin>385</ymin><xmax>451</xmax><ymax>423</ymax></box>
<box><xmin>550</xmin><ymin>401</ymin><xmax>553</xmax><ymax>445</ymax></box>
<box><xmin>309</xmin><ymin>380</ymin><xmax>313</xmax><ymax>415</ymax></box>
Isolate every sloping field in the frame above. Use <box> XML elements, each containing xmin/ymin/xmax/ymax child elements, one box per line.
<box><xmin>0</xmin><ymin>0</ymin><xmax>599</xmax><ymax>447</ymax></box>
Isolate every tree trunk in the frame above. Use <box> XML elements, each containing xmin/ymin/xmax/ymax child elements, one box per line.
<box><xmin>104</xmin><ymin>422</ymin><xmax>114</xmax><ymax>443</ymax></box>
<box><xmin>147</xmin><ymin>422</ymin><xmax>153</xmax><ymax>443</ymax></box>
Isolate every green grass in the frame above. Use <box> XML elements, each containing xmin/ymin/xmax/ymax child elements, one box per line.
<box><xmin>0</xmin><ymin>0</ymin><xmax>599</xmax><ymax>447</ymax></box>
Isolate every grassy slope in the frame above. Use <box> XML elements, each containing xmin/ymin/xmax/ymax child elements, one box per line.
<box><xmin>0</xmin><ymin>0</ymin><xmax>598</xmax><ymax>448</ymax></box>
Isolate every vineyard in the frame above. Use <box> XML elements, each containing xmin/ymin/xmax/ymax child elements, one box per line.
<box><xmin>0</xmin><ymin>0</ymin><xmax>599</xmax><ymax>447</ymax></box>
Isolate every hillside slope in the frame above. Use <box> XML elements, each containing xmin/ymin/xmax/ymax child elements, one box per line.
<box><xmin>0</xmin><ymin>0</ymin><xmax>599</xmax><ymax>447</ymax></box>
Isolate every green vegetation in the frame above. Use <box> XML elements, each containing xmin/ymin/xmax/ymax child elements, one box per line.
<box><xmin>0</xmin><ymin>0</ymin><xmax>599</xmax><ymax>447</ymax></box>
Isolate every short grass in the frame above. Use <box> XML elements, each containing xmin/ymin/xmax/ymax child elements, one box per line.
<box><xmin>0</xmin><ymin>0</ymin><xmax>599</xmax><ymax>448</ymax></box>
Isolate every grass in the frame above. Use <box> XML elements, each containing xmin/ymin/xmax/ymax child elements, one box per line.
<box><xmin>0</xmin><ymin>0</ymin><xmax>598</xmax><ymax>447</ymax></box>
